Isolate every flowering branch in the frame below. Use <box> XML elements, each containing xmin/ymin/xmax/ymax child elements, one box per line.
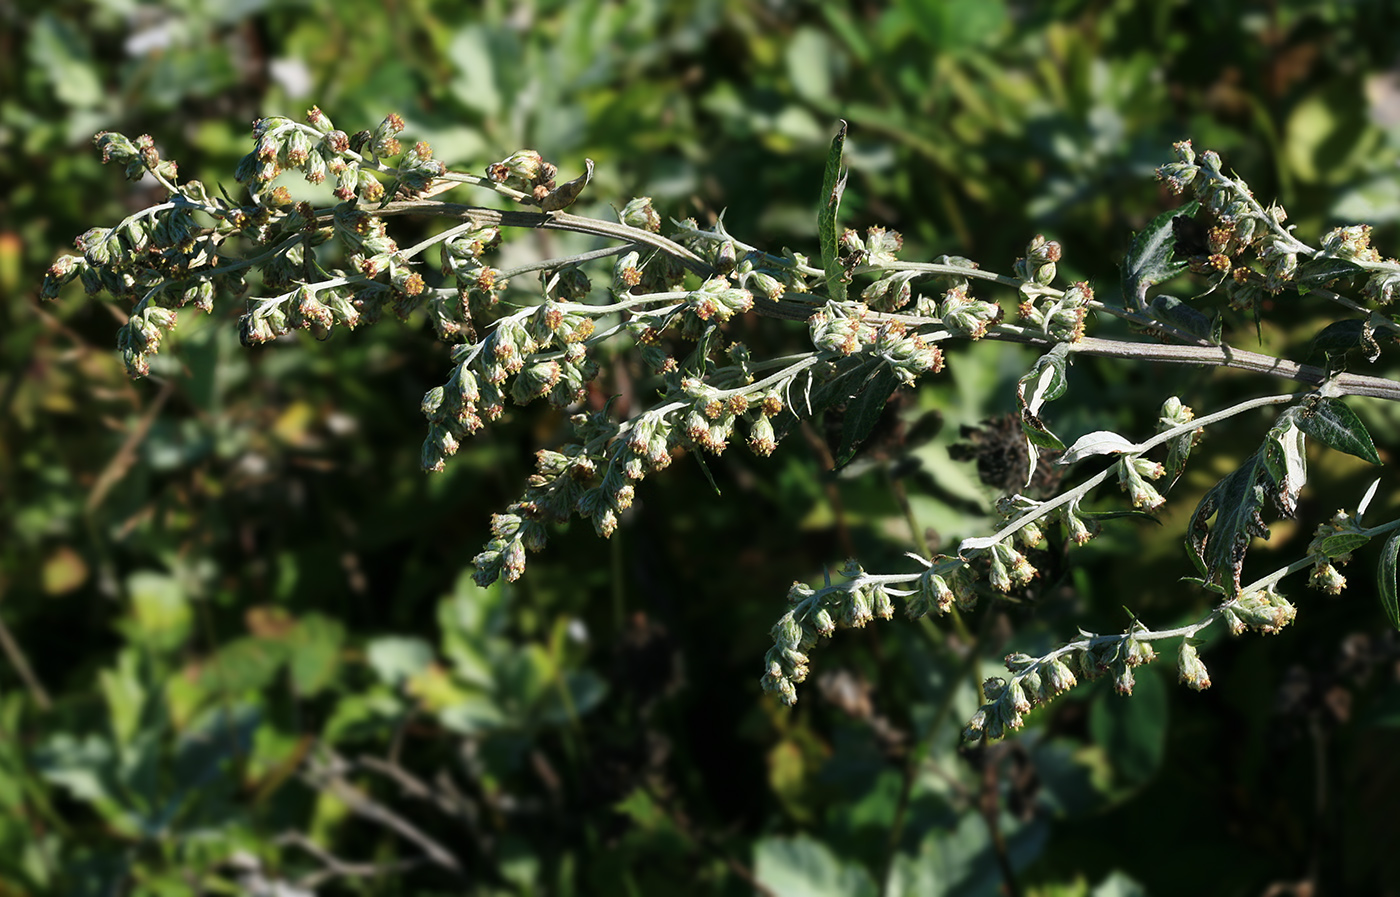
<box><xmin>41</xmin><ymin>112</ymin><xmax>1400</xmax><ymax>747</ymax></box>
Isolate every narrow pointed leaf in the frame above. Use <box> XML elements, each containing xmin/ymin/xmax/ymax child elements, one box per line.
<box><xmin>690</xmin><ymin>448</ymin><xmax>722</xmax><ymax>496</ymax></box>
<box><xmin>1379</xmin><ymin>531</ymin><xmax>1400</xmax><ymax>631</ymax></box>
<box><xmin>1296</xmin><ymin>397</ymin><xmax>1381</xmax><ymax>465</ymax></box>
<box><xmin>818</xmin><ymin>121</ymin><xmax>849</xmax><ymax>303</ymax></box>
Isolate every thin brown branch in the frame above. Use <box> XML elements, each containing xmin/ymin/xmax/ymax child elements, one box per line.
<box><xmin>85</xmin><ymin>377</ymin><xmax>176</xmax><ymax>513</ymax></box>
<box><xmin>303</xmin><ymin>753</ymin><xmax>465</xmax><ymax>877</ymax></box>
<box><xmin>0</xmin><ymin>611</ymin><xmax>51</xmax><ymax>710</ymax></box>
<box><xmin>278</xmin><ymin>830</ymin><xmax>424</xmax><ymax>890</ymax></box>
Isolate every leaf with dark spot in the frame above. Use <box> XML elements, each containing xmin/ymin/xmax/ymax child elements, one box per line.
<box><xmin>1122</xmin><ymin>201</ymin><xmax>1198</xmax><ymax>311</ymax></box>
<box><xmin>1186</xmin><ymin>452</ymin><xmax>1270</xmax><ymax>592</ymax></box>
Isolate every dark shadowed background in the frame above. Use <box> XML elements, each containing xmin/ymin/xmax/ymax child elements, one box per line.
<box><xmin>4</xmin><ymin>1</ymin><xmax>1400</xmax><ymax>894</ymax></box>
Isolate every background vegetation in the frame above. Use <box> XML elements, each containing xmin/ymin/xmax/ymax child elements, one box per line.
<box><xmin>5</xmin><ymin>0</ymin><xmax>1400</xmax><ymax>893</ymax></box>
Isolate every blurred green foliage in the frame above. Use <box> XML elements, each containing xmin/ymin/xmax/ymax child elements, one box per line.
<box><xmin>5</xmin><ymin>0</ymin><xmax>1400</xmax><ymax>894</ymax></box>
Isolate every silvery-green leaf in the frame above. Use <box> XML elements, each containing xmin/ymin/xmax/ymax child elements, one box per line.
<box><xmin>1059</xmin><ymin>431</ymin><xmax>1138</xmax><ymax>466</ymax></box>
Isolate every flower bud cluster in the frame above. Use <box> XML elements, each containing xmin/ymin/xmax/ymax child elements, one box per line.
<box><xmin>421</xmin><ymin>301</ymin><xmax>607</xmax><ymax>472</ymax></box>
<box><xmin>1155</xmin><ymin>141</ymin><xmax>1297</xmax><ymax>292</ymax></box>
<box><xmin>808</xmin><ymin>304</ymin><xmax>876</xmax><ymax>356</ymax></box>
<box><xmin>1177</xmin><ymin>640</ymin><xmax>1211</xmax><ymax>691</ymax></box>
<box><xmin>836</xmin><ymin>225</ymin><xmax>904</xmax><ymax>272</ymax></box>
<box><xmin>1319</xmin><ymin>224</ymin><xmax>1380</xmax><ymax>263</ymax></box>
<box><xmin>962</xmin><ymin>647</ymin><xmax>1084</xmax><ymax>742</ymax></box>
<box><xmin>1012</xmin><ymin>234</ymin><xmax>1061</xmax><ymax>287</ymax></box>
<box><xmin>237</xmin><ymin>280</ymin><xmax>364</xmax><ymax>349</ymax></box>
<box><xmin>671</xmin><ymin>218</ymin><xmax>814</xmax><ymax>300</ymax></box>
<box><xmin>1155</xmin><ymin>140</ymin><xmax>1202</xmax><ymax>194</ymax></box>
<box><xmin>676</xmin><ymin>377</ymin><xmax>788</xmax><ymax>457</ymax></box>
<box><xmin>1362</xmin><ymin>269</ymin><xmax>1400</xmax><ymax>305</ymax></box>
<box><xmin>761</xmin><ymin>559</ymin><xmax>949</xmax><ymax>706</ymax></box>
<box><xmin>684</xmin><ymin>277</ymin><xmax>754</xmax><ymax>324</ymax></box>
<box><xmin>871</xmin><ymin>321</ymin><xmax>945</xmax><ymax>384</ymax></box>
<box><xmin>486</xmin><ymin>149</ymin><xmax>557</xmax><ymax>194</ymax></box>
<box><xmin>861</xmin><ymin>271</ymin><xmax>919</xmax><ymax>312</ymax></box>
<box><xmin>1304</xmin><ymin>510</ymin><xmax>1364</xmax><ymax>595</ymax></box>
<box><xmin>1158</xmin><ymin>396</ymin><xmax>1197</xmax><ymax>431</ymax></box>
<box><xmin>437</xmin><ymin>223</ymin><xmax>506</xmax><ymax>334</ymax></box>
<box><xmin>807</xmin><ymin>306</ymin><xmax>945</xmax><ymax>384</ymax></box>
<box><xmin>983</xmin><ymin>542</ymin><xmax>1037</xmax><ymax>593</ymax></box>
<box><xmin>620</xmin><ymin>196</ymin><xmax>661</xmax><ymax>232</ymax></box>
<box><xmin>1222</xmin><ymin>586</ymin><xmax>1297</xmax><ymax>635</ymax></box>
<box><xmin>473</xmin><ymin>406</ymin><xmax>684</xmax><ymax>585</ymax></box>
<box><xmin>238</xmin><ymin>110</ymin><xmax>434</xmax><ymax>204</ymax></box>
<box><xmin>43</xmin><ymin>132</ymin><xmax>339</xmax><ymax>375</ymax></box>
<box><xmin>938</xmin><ymin>286</ymin><xmax>1003</xmax><ymax>340</ymax></box>
<box><xmin>1044</xmin><ymin>499</ymin><xmax>1099</xmax><ymax>546</ymax></box>
<box><xmin>485</xmin><ymin>148</ymin><xmax>595</xmax><ymax>213</ymax></box>
<box><xmin>1117</xmin><ymin>456</ymin><xmax>1166</xmax><ymax>511</ymax></box>
<box><xmin>93</xmin><ymin>131</ymin><xmax>179</xmax><ymax>183</ymax></box>
<box><xmin>759</xmin><ymin>554</ymin><xmax>1000</xmax><ymax>705</ymax></box>
<box><xmin>1016</xmin><ymin>281</ymin><xmax>1092</xmax><ymax>343</ymax></box>
<box><xmin>1260</xmin><ymin>236</ymin><xmax>1299</xmax><ymax>294</ymax></box>
<box><xmin>994</xmin><ymin>495</ymin><xmax>1048</xmax><ymax>551</ymax></box>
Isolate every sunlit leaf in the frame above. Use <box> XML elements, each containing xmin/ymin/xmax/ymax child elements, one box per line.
<box><xmin>818</xmin><ymin>121</ymin><xmax>850</xmax><ymax>302</ymax></box>
<box><xmin>1296</xmin><ymin>396</ymin><xmax>1381</xmax><ymax>465</ymax></box>
<box><xmin>1380</xmin><ymin>532</ymin><xmax>1400</xmax><ymax>632</ymax></box>
<box><xmin>1059</xmin><ymin>431</ymin><xmax>1137</xmax><ymax>466</ymax></box>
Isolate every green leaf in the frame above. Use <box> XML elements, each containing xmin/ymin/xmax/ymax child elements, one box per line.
<box><xmin>1296</xmin><ymin>397</ymin><xmax>1381</xmax><ymax>465</ymax></box>
<box><xmin>1186</xmin><ymin>452</ymin><xmax>1269</xmax><ymax>590</ymax></box>
<box><xmin>1310</xmin><ymin>318</ymin><xmax>1380</xmax><ymax>362</ymax></box>
<box><xmin>690</xmin><ymin>447</ymin><xmax>723</xmax><ymax>496</ymax></box>
<box><xmin>1121</xmin><ymin>202</ymin><xmax>1197</xmax><ymax>311</ymax></box>
<box><xmin>1293</xmin><ymin>257</ymin><xmax>1362</xmax><ymax>291</ymax></box>
<box><xmin>754</xmin><ymin>834</ymin><xmax>878</xmax><ymax>897</ymax></box>
<box><xmin>818</xmin><ymin>121</ymin><xmax>850</xmax><ymax>303</ymax></box>
<box><xmin>30</xmin><ymin>13</ymin><xmax>104</xmax><ymax>108</ymax></box>
<box><xmin>1162</xmin><ymin>427</ymin><xmax>1197</xmax><ymax>492</ymax></box>
<box><xmin>200</xmin><ymin>637</ymin><xmax>289</xmax><ymax>695</ymax></box>
<box><xmin>1017</xmin><ymin>344</ymin><xmax>1070</xmax><ymax>416</ymax></box>
<box><xmin>1020</xmin><ymin>411</ymin><xmax>1064</xmax><ymax>452</ymax></box>
<box><xmin>288</xmin><ymin>613</ymin><xmax>345</xmax><ymax>697</ymax></box>
<box><xmin>835</xmin><ymin>366</ymin><xmax>900</xmax><ymax>469</ymax></box>
<box><xmin>1315</xmin><ymin>532</ymin><xmax>1371</xmax><ymax>558</ymax></box>
<box><xmin>436</xmin><ymin>693</ymin><xmax>508</xmax><ymax>735</ymax></box>
<box><xmin>897</xmin><ymin>0</ymin><xmax>1008</xmax><ymax>52</ymax></box>
<box><xmin>1059</xmin><ymin>431</ymin><xmax>1137</xmax><ymax>466</ymax></box>
<box><xmin>123</xmin><ymin>571</ymin><xmax>192</xmax><ymax>652</ymax></box>
<box><xmin>366</xmin><ymin>637</ymin><xmax>434</xmax><ymax>688</ymax></box>
<box><xmin>1148</xmin><ymin>295</ymin><xmax>1216</xmax><ymax>342</ymax></box>
<box><xmin>1379</xmin><ymin>532</ymin><xmax>1400</xmax><ymax>632</ymax></box>
<box><xmin>1261</xmin><ymin>414</ymin><xmax>1307</xmax><ymax>517</ymax></box>
<box><xmin>786</xmin><ymin>27</ymin><xmax>834</xmax><ymax>105</ymax></box>
<box><xmin>1014</xmin><ymin>346</ymin><xmax>1071</xmax><ymax>473</ymax></box>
